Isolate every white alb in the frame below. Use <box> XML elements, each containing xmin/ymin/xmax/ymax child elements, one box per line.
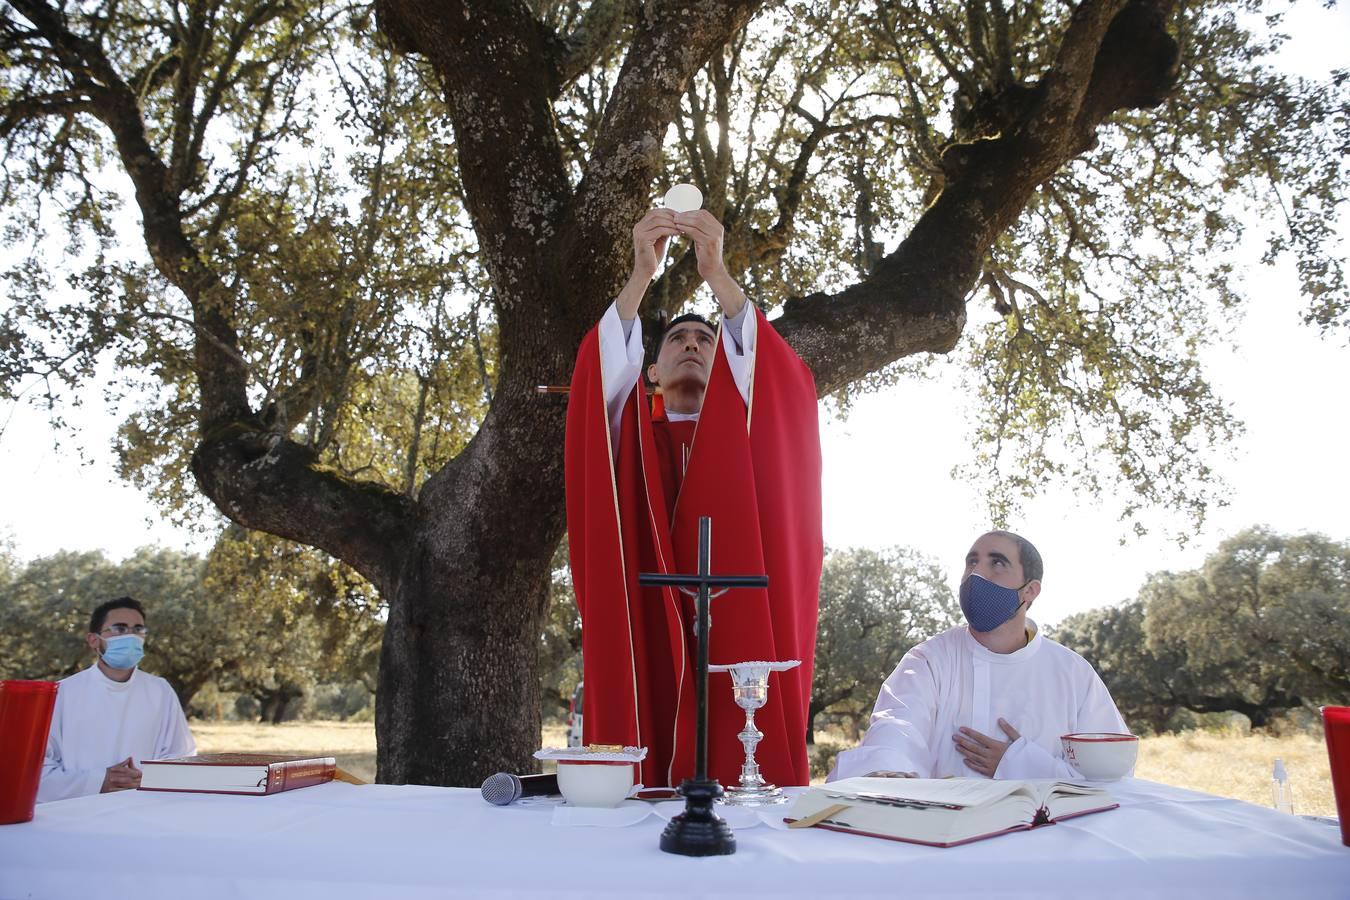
<box><xmin>830</xmin><ymin>624</ymin><xmax>1128</xmax><ymax>782</ymax></box>
<box><xmin>38</xmin><ymin>664</ymin><xmax>196</xmax><ymax>802</ymax></box>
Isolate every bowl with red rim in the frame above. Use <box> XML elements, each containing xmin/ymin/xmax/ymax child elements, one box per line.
<box><xmin>1060</xmin><ymin>732</ymin><xmax>1139</xmax><ymax>781</ymax></box>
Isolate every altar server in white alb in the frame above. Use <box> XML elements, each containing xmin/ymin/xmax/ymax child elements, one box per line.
<box><xmin>830</xmin><ymin>531</ymin><xmax>1128</xmax><ymax>781</ymax></box>
<box><xmin>38</xmin><ymin>597</ymin><xmax>195</xmax><ymax>802</ymax></box>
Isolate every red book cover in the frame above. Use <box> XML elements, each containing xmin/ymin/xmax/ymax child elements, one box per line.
<box><xmin>139</xmin><ymin>753</ymin><xmax>337</xmax><ymax>795</ymax></box>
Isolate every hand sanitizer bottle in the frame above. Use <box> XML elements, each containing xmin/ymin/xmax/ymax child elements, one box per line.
<box><xmin>1271</xmin><ymin>759</ymin><xmax>1294</xmax><ymax>814</ymax></box>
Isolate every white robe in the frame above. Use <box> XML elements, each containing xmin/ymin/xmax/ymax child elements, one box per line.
<box><xmin>830</xmin><ymin>623</ymin><xmax>1128</xmax><ymax>781</ymax></box>
<box><xmin>599</xmin><ymin>300</ymin><xmax>755</xmax><ymax>444</ymax></box>
<box><xmin>37</xmin><ymin>664</ymin><xmax>196</xmax><ymax>803</ymax></box>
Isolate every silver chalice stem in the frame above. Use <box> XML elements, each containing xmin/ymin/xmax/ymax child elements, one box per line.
<box><xmin>710</xmin><ymin>660</ymin><xmax>801</xmax><ymax>806</ymax></box>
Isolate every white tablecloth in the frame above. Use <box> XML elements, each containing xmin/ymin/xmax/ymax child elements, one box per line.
<box><xmin>1</xmin><ymin>778</ymin><xmax>1345</xmax><ymax>899</ymax></box>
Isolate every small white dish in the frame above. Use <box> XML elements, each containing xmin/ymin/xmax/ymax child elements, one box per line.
<box><xmin>556</xmin><ymin>762</ymin><xmax>634</xmax><ymax>808</ymax></box>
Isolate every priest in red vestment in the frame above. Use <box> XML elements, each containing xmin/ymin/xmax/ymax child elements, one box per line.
<box><xmin>565</xmin><ymin>208</ymin><xmax>823</xmax><ymax>789</ymax></box>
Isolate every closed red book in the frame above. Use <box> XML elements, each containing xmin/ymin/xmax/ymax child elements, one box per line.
<box><xmin>138</xmin><ymin>753</ymin><xmax>336</xmax><ymax>795</ymax></box>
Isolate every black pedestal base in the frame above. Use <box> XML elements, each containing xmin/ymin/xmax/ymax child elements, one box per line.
<box><xmin>659</xmin><ymin>778</ymin><xmax>736</xmax><ymax>857</ymax></box>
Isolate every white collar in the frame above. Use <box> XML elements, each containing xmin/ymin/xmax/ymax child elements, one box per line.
<box><xmin>90</xmin><ymin>663</ymin><xmax>139</xmax><ymax>691</ymax></box>
<box><xmin>964</xmin><ymin>620</ymin><xmax>1043</xmax><ymax>664</ymax></box>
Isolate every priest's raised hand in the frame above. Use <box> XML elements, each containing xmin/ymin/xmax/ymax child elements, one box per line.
<box><xmin>618</xmin><ymin>208</ymin><xmax>746</xmax><ymax>326</ymax></box>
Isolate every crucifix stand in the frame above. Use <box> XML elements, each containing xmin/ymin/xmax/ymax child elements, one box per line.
<box><xmin>638</xmin><ymin>516</ymin><xmax>769</xmax><ymax>857</ymax></box>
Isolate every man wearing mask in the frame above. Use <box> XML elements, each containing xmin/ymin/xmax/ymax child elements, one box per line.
<box><xmin>38</xmin><ymin>597</ymin><xmax>195</xmax><ymax>801</ymax></box>
<box><xmin>830</xmin><ymin>531</ymin><xmax>1127</xmax><ymax>781</ymax></box>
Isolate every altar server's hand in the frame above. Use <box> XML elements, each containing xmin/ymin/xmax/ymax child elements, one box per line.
<box><xmin>953</xmin><ymin>719</ymin><xmax>1021</xmax><ymax>777</ymax></box>
<box><xmin>100</xmin><ymin>757</ymin><xmax>142</xmax><ymax>792</ymax></box>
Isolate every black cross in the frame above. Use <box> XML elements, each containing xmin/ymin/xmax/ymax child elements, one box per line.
<box><xmin>638</xmin><ymin>515</ymin><xmax>768</xmax><ymax>857</ymax></box>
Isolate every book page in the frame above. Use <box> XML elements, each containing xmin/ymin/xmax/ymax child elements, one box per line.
<box><xmin>1015</xmin><ymin>780</ymin><xmax>1108</xmax><ymax>807</ymax></box>
<box><xmin>1035</xmin><ymin>781</ymin><xmax>1114</xmax><ymax>820</ymax></box>
<box><xmin>825</xmin><ymin>777</ymin><xmax>1034</xmax><ymax>809</ymax></box>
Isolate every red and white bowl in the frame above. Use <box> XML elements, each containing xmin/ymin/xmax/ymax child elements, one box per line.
<box><xmin>1061</xmin><ymin>732</ymin><xmax>1139</xmax><ymax>781</ymax></box>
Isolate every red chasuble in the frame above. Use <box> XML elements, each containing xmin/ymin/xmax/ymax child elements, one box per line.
<box><xmin>565</xmin><ymin>307</ymin><xmax>822</xmax><ymax>788</ymax></box>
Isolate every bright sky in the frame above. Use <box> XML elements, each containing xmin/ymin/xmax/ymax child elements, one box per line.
<box><xmin>1</xmin><ymin>3</ymin><xmax>1347</xmax><ymax>628</ymax></box>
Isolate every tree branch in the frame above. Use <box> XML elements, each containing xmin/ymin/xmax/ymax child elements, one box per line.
<box><xmin>774</xmin><ymin>0</ymin><xmax>1181</xmax><ymax>396</ymax></box>
<box><xmin>9</xmin><ymin>0</ymin><xmax>251</xmax><ymax>426</ymax></box>
<box><xmin>553</xmin><ymin>0</ymin><xmax>765</xmax><ymax>335</ymax></box>
<box><xmin>552</xmin><ymin>0</ymin><xmax>629</xmax><ymax>93</ymax></box>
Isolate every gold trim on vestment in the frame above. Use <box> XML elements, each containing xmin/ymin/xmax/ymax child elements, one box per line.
<box><xmin>635</xmin><ymin>396</ymin><xmax>687</xmax><ymax>788</ymax></box>
<box><xmin>597</xmin><ymin>330</ymin><xmax>643</xmax><ymax>759</ymax></box>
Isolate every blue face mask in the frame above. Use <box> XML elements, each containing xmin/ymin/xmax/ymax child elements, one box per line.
<box><xmin>100</xmin><ymin>634</ymin><xmax>145</xmax><ymax>670</ymax></box>
<box><xmin>959</xmin><ymin>573</ymin><xmax>1029</xmax><ymax>633</ymax></box>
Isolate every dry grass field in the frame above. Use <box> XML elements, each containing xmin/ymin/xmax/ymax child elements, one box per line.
<box><xmin>193</xmin><ymin>721</ymin><xmax>1339</xmax><ymax>817</ymax></box>
<box><xmin>1134</xmin><ymin>730</ymin><xmax>1336</xmax><ymax>817</ymax></box>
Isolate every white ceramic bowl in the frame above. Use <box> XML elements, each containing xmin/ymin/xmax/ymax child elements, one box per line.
<box><xmin>1061</xmin><ymin>732</ymin><xmax>1139</xmax><ymax>780</ymax></box>
<box><xmin>556</xmin><ymin>762</ymin><xmax>634</xmax><ymax>807</ymax></box>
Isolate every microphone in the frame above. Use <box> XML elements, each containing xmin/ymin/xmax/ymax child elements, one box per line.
<box><xmin>480</xmin><ymin>772</ymin><xmax>561</xmax><ymax>806</ymax></box>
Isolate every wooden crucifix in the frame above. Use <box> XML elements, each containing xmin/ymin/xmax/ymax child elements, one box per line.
<box><xmin>638</xmin><ymin>515</ymin><xmax>769</xmax><ymax>857</ymax></box>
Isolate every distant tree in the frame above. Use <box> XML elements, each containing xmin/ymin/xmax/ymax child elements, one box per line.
<box><xmin>538</xmin><ymin>540</ymin><xmax>582</xmax><ymax>722</ymax></box>
<box><xmin>0</xmin><ymin>550</ymin><xmax>124</xmax><ymax>680</ymax></box>
<box><xmin>1058</xmin><ymin>527</ymin><xmax>1350</xmax><ymax>731</ymax></box>
<box><xmin>1144</xmin><ymin>528</ymin><xmax>1349</xmax><ymax>725</ymax></box>
<box><xmin>1053</xmin><ymin>599</ymin><xmax>1183</xmax><ymax>733</ymax></box>
<box><xmin>0</xmin><ymin>536</ymin><xmax>383</xmax><ymax>718</ymax></box>
<box><xmin>810</xmin><ymin>546</ymin><xmax>961</xmax><ymax>743</ymax></box>
<box><xmin>202</xmin><ymin>528</ymin><xmax>384</xmax><ymax>723</ymax></box>
<box><xmin>0</xmin><ymin>538</ymin><xmax>15</xmax><ymax>585</ymax></box>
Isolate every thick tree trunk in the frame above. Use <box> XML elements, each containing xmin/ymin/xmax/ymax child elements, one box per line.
<box><xmin>375</xmin><ymin>388</ymin><xmax>569</xmax><ymax>787</ymax></box>
<box><xmin>259</xmin><ymin>687</ymin><xmax>303</xmax><ymax>724</ymax></box>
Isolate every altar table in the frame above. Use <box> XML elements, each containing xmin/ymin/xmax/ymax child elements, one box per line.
<box><xmin>1</xmin><ymin>777</ymin><xmax>1345</xmax><ymax>899</ymax></box>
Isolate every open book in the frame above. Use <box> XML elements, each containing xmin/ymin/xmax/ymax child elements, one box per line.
<box><xmin>139</xmin><ymin>753</ymin><xmax>337</xmax><ymax>796</ymax></box>
<box><xmin>785</xmin><ymin>776</ymin><xmax>1117</xmax><ymax>848</ymax></box>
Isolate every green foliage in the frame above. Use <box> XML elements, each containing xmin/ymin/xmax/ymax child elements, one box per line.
<box><xmin>0</xmin><ymin>0</ymin><xmax>1344</xmax><ymax>542</ymax></box>
<box><xmin>539</xmin><ymin>538</ymin><xmax>582</xmax><ymax>722</ymax></box>
<box><xmin>955</xmin><ymin>0</ymin><xmax>1348</xmax><ymax>533</ymax></box>
<box><xmin>0</xmin><ymin>549</ymin><xmax>133</xmax><ymax>680</ymax></box>
<box><xmin>811</xmin><ymin>546</ymin><xmax>962</xmax><ymax>741</ymax></box>
<box><xmin>200</xmin><ymin>527</ymin><xmax>383</xmax><ymax>721</ymax></box>
<box><xmin>0</xmin><ymin>532</ymin><xmax>383</xmax><ymax>719</ymax></box>
<box><xmin>1055</xmin><ymin>526</ymin><xmax>1350</xmax><ymax>732</ymax></box>
<box><xmin>1</xmin><ymin>1</ymin><xmax>490</xmax><ymax>517</ymax></box>
<box><xmin>1054</xmin><ymin>598</ymin><xmax>1185</xmax><ymax>733</ymax></box>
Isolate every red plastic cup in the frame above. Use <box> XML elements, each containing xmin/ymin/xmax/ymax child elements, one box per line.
<box><xmin>0</xmin><ymin>680</ymin><xmax>58</xmax><ymax>825</ymax></box>
<box><xmin>1323</xmin><ymin>705</ymin><xmax>1350</xmax><ymax>847</ymax></box>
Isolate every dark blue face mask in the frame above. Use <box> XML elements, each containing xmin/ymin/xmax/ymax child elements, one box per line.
<box><xmin>959</xmin><ymin>573</ymin><xmax>1029</xmax><ymax>633</ymax></box>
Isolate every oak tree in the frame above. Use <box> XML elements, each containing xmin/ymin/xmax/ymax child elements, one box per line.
<box><xmin>2</xmin><ymin>0</ymin><xmax>1344</xmax><ymax>783</ymax></box>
